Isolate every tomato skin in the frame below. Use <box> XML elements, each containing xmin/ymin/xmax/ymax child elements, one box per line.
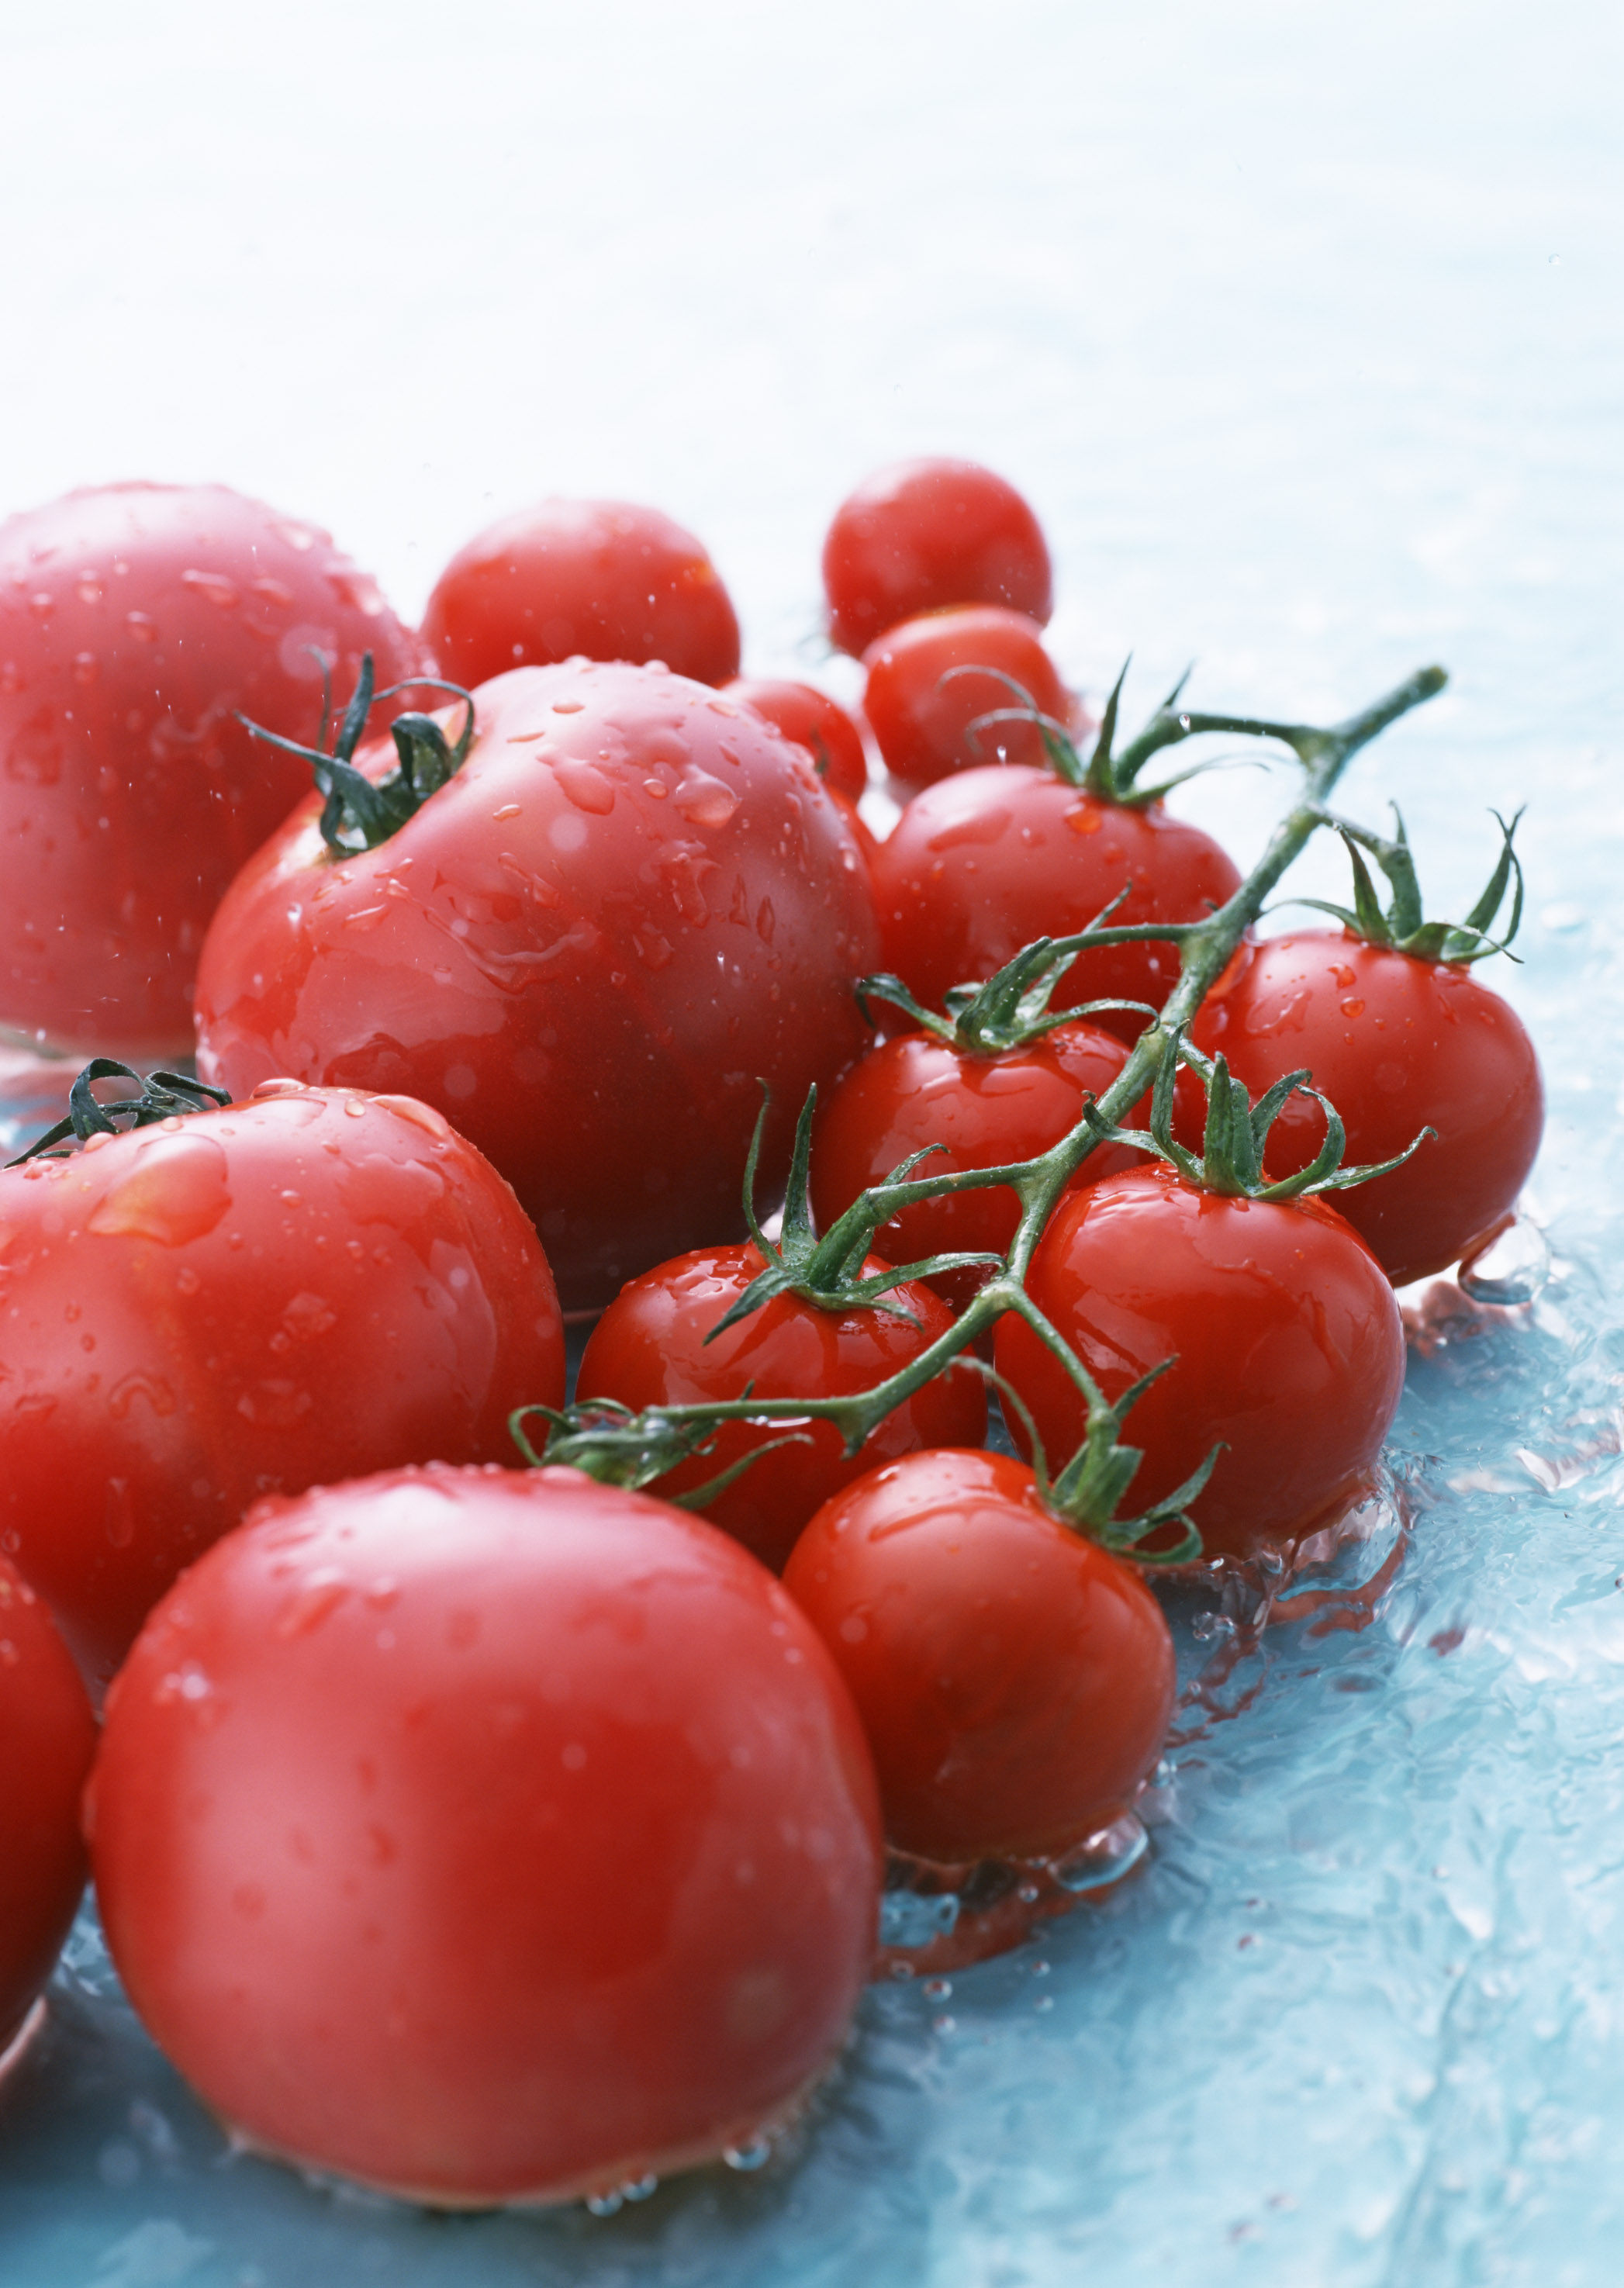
<box><xmin>421</xmin><ymin>499</ymin><xmax>741</xmax><ymax>689</ymax></box>
<box><xmin>871</xmin><ymin>766</ymin><xmax>1242</xmax><ymax>1045</ymax></box>
<box><xmin>783</xmin><ymin>1450</ymin><xmax>1173</xmax><ymax>1864</ymax></box>
<box><xmin>0</xmin><ymin>1559</ymin><xmax>97</xmax><ymax>2048</ymax></box>
<box><xmin>823</xmin><ymin>460</ymin><xmax>1052</xmax><ymax>657</ymax></box>
<box><xmin>1190</xmin><ymin>932</ymin><xmax>1545</xmax><ymax>1285</ymax></box>
<box><xmin>809</xmin><ymin>1021</ymin><xmax>1146</xmax><ymax>1315</ymax></box>
<box><xmin>862</xmin><ymin>607</ymin><xmax>1069</xmax><ymax>795</ymax></box>
<box><xmin>575</xmin><ymin>1245</ymin><xmax>986</xmax><ymax>1571</ymax></box>
<box><xmin>993</xmin><ymin>1165</ymin><xmax>1406</xmax><ymax>1561</ymax></box>
<box><xmin>193</xmin><ymin>660</ymin><xmax>879</xmax><ymax>1313</ymax></box>
<box><xmin>0</xmin><ymin>1086</ymin><xmax>564</xmax><ymax>1682</ymax></box>
<box><xmin>0</xmin><ymin>484</ymin><xmax>427</xmax><ymax>1059</ymax></box>
<box><xmin>721</xmin><ymin>679</ymin><xmax>869</xmax><ymax>803</ymax></box>
<box><xmin>88</xmin><ymin>1463</ymin><xmax>882</xmax><ymax>2207</ymax></box>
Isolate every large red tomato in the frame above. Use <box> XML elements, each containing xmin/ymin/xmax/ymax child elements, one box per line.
<box><xmin>0</xmin><ymin>485</ymin><xmax>427</xmax><ymax>1059</ymax></box>
<box><xmin>993</xmin><ymin>1165</ymin><xmax>1406</xmax><ymax>1561</ymax></box>
<box><xmin>783</xmin><ymin>1450</ymin><xmax>1173</xmax><ymax>1865</ymax></box>
<box><xmin>861</xmin><ymin>606</ymin><xmax>1069</xmax><ymax>794</ymax></box>
<box><xmin>823</xmin><ymin>459</ymin><xmax>1052</xmax><ymax>655</ymax></box>
<box><xmin>421</xmin><ymin>499</ymin><xmax>741</xmax><ymax>689</ymax></box>
<box><xmin>809</xmin><ymin>1021</ymin><xmax>1146</xmax><ymax>1314</ymax></box>
<box><xmin>1190</xmin><ymin>931</ymin><xmax>1544</xmax><ymax>1285</ymax></box>
<box><xmin>88</xmin><ymin>1464</ymin><xmax>882</xmax><ymax>2207</ymax></box>
<box><xmin>193</xmin><ymin>660</ymin><xmax>880</xmax><ymax>1311</ymax></box>
<box><xmin>0</xmin><ymin>1083</ymin><xmax>563</xmax><ymax>1681</ymax></box>
<box><xmin>0</xmin><ymin>1558</ymin><xmax>97</xmax><ymax>2051</ymax></box>
<box><xmin>575</xmin><ymin>1244</ymin><xmax>986</xmax><ymax>1570</ymax></box>
<box><xmin>870</xmin><ymin>766</ymin><xmax>1242</xmax><ymax>1046</ymax></box>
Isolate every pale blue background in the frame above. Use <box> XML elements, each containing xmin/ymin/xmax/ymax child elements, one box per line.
<box><xmin>2</xmin><ymin>2</ymin><xmax>1622</xmax><ymax>2281</ymax></box>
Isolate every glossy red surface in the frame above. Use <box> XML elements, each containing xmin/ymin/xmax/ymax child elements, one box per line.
<box><xmin>722</xmin><ymin>679</ymin><xmax>869</xmax><ymax>802</ymax></box>
<box><xmin>0</xmin><ymin>484</ymin><xmax>426</xmax><ymax>1057</ymax></box>
<box><xmin>1190</xmin><ymin>931</ymin><xmax>1545</xmax><ymax>1284</ymax></box>
<box><xmin>0</xmin><ymin>1086</ymin><xmax>564</xmax><ymax>1681</ymax></box>
<box><xmin>193</xmin><ymin>660</ymin><xmax>880</xmax><ymax>1312</ymax></box>
<box><xmin>993</xmin><ymin>1165</ymin><xmax>1406</xmax><ymax>1560</ymax></box>
<box><xmin>0</xmin><ymin>1558</ymin><xmax>96</xmax><ymax>2046</ymax></box>
<box><xmin>88</xmin><ymin>1464</ymin><xmax>883</xmax><ymax>2207</ymax></box>
<box><xmin>421</xmin><ymin>498</ymin><xmax>741</xmax><ymax>688</ymax></box>
<box><xmin>784</xmin><ymin>1448</ymin><xmax>1174</xmax><ymax>1863</ymax></box>
<box><xmin>576</xmin><ymin>1243</ymin><xmax>986</xmax><ymax>1571</ymax></box>
<box><xmin>861</xmin><ymin>606</ymin><xmax>1068</xmax><ymax>795</ymax></box>
<box><xmin>822</xmin><ymin>459</ymin><xmax>1052</xmax><ymax>655</ymax></box>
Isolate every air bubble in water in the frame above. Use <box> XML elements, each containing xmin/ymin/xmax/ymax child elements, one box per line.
<box><xmin>723</xmin><ymin>2136</ymin><xmax>772</xmax><ymax>2172</ymax></box>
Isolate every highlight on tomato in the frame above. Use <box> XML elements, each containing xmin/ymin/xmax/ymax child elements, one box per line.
<box><xmin>87</xmin><ymin>1462</ymin><xmax>883</xmax><ymax>2209</ymax></box>
<box><xmin>1189</xmin><ymin>811</ymin><xmax>1543</xmax><ymax>1285</ymax></box>
<box><xmin>861</xmin><ymin>605</ymin><xmax>1069</xmax><ymax>795</ymax></box>
<box><xmin>0</xmin><ymin>1064</ymin><xmax>565</xmax><ymax>1682</ymax></box>
<box><xmin>193</xmin><ymin>656</ymin><xmax>879</xmax><ymax>1312</ymax></box>
<box><xmin>0</xmin><ymin>1558</ymin><xmax>98</xmax><ymax>2060</ymax></box>
<box><xmin>0</xmin><ymin>482</ymin><xmax>428</xmax><ymax>1060</ymax></box>
<box><xmin>823</xmin><ymin>458</ymin><xmax>1052</xmax><ymax>656</ymax></box>
<box><xmin>421</xmin><ymin>498</ymin><xmax>741</xmax><ymax>689</ymax></box>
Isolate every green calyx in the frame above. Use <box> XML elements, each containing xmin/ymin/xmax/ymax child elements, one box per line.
<box><xmin>703</xmin><ymin>1084</ymin><xmax>1004</xmax><ymax>1344</ymax></box>
<box><xmin>510</xmin><ymin>1398</ymin><xmax>811</xmax><ymax>1509</ymax></box>
<box><xmin>1293</xmin><ymin>805</ymin><xmax>1525</xmax><ymax>964</ymax></box>
<box><xmin>1083</xmin><ymin>1025</ymin><xmax>1433</xmax><ymax>1204</ymax></box>
<box><xmin>239</xmin><ymin>650</ymin><xmax>478</xmax><ymax>857</ymax></box>
<box><xmin>6</xmin><ymin>1059</ymin><xmax>230</xmax><ymax>1167</ymax></box>
<box><xmin>856</xmin><ymin>913</ymin><xmax>1158</xmax><ymax>1059</ymax></box>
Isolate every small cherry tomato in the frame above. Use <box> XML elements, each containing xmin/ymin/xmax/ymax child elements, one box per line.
<box><xmin>783</xmin><ymin>1449</ymin><xmax>1173</xmax><ymax>1865</ymax></box>
<box><xmin>0</xmin><ymin>1084</ymin><xmax>564</xmax><ymax>1681</ymax></box>
<box><xmin>1190</xmin><ymin>932</ymin><xmax>1544</xmax><ymax>1285</ymax></box>
<box><xmin>575</xmin><ymin>1244</ymin><xmax>986</xmax><ymax>1571</ymax></box>
<box><xmin>194</xmin><ymin>660</ymin><xmax>879</xmax><ymax>1312</ymax></box>
<box><xmin>721</xmin><ymin>679</ymin><xmax>869</xmax><ymax>803</ymax></box>
<box><xmin>861</xmin><ymin>607</ymin><xmax>1069</xmax><ymax>796</ymax></box>
<box><xmin>0</xmin><ymin>1558</ymin><xmax>97</xmax><ymax>2051</ymax></box>
<box><xmin>871</xmin><ymin>766</ymin><xmax>1242</xmax><ymax>1046</ymax></box>
<box><xmin>88</xmin><ymin>1463</ymin><xmax>882</xmax><ymax>2207</ymax></box>
<box><xmin>421</xmin><ymin>499</ymin><xmax>741</xmax><ymax>688</ymax></box>
<box><xmin>0</xmin><ymin>485</ymin><xmax>427</xmax><ymax>1060</ymax></box>
<box><xmin>993</xmin><ymin>1165</ymin><xmax>1406</xmax><ymax>1561</ymax></box>
<box><xmin>823</xmin><ymin>460</ymin><xmax>1052</xmax><ymax>656</ymax></box>
<box><xmin>809</xmin><ymin>1021</ymin><xmax>1146</xmax><ymax>1315</ymax></box>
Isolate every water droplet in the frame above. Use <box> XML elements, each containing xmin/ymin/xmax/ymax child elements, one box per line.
<box><xmin>672</xmin><ymin>769</ymin><xmax>738</xmax><ymax>829</ymax></box>
<box><xmin>620</xmin><ymin>2173</ymin><xmax>658</xmax><ymax>2202</ymax></box>
<box><xmin>921</xmin><ymin>1976</ymin><xmax>952</xmax><ymax>1999</ymax></box>
<box><xmin>276</xmin><ymin>1571</ymin><xmax>351</xmax><ymax>1637</ymax></box>
<box><xmin>1048</xmin><ymin>1809</ymin><xmax>1149</xmax><ymax>1892</ymax></box>
<box><xmin>585</xmin><ymin>2190</ymin><xmax>624</xmax><ymax>2217</ymax></box>
<box><xmin>126</xmin><ymin>610</ymin><xmax>157</xmax><ymax>643</ymax></box>
<box><xmin>87</xmin><ymin>1134</ymin><xmax>232</xmax><ymax>1246</ymax></box>
<box><xmin>1459</xmin><ymin>1214</ymin><xmax>1550</xmax><ymax>1307</ymax></box>
<box><xmin>723</xmin><ymin>2137</ymin><xmax>772</xmax><ymax>2172</ymax></box>
<box><xmin>181</xmin><ymin>569</ymin><xmax>240</xmax><ymax>610</ymax></box>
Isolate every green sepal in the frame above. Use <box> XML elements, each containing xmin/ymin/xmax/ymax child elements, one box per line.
<box><xmin>6</xmin><ymin>1059</ymin><xmax>232</xmax><ymax>1167</ymax></box>
<box><xmin>1294</xmin><ymin>806</ymin><xmax>1526</xmax><ymax>966</ymax></box>
<box><xmin>854</xmin><ymin>911</ymin><xmax>1159</xmax><ymax>1063</ymax></box>
<box><xmin>509</xmin><ymin>1397</ymin><xmax>812</xmax><ymax>1509</ymax></box>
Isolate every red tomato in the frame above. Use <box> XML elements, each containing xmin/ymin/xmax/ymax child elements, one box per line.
<box><xmin>721</xmin><ymin>678</ymin><xmax>869</xmax><ymax>802</ymax></box>
<box><xmin>993</xmin><ymin>1165</ymin><xmax>1406</xmax><ymax>1562</ymax></box>
<box><xmin>828</xmin><ymin>786</ymin><xmax>879</xmax><ymax>869</ymax></box>
<box><xmin>575</xmin><ymin>1245</ymin><xmax>987</xmax><ymax>1571</ymax></box>
<box><xmin>87</xmin><ymin>1463</ymin><xmax>882</xmax><ymax>2206</ymax></box>
<box><xmin>871</xmin><ymin>766</ymin><xmax>1242</xmax><ymax>1045</ymax></box>
<box><xmin>193</xmin><ymin>660</ymin><xmax>879</xmax><ymax>1312</ymax></box>
<box><xmin>0</xmin><ymin>1084</ymin><xmax>564</xmax><ymax>1681</ymax></box>
<box><xmin>0</xmin><ymin>485</ymin><xmax>427</xmax><ymax>1060</ymax></box>
<box><xmin>809</xmin><ymin>1021</ymin><xmax>1147</xmax><ymax>1315</ymax></box>
<box><xmin>1190</xmin><ymin>932</ymin><xmax>1544</xmax><ymax>1285</ymax></box>
<box><xmin>862</xmin><ymin>607</ymin><xmax>1069</xmax><ymax>795</ymax></box>
<box><xmin>421</xmin><ymin>499</ymin><xmax>741</xmax><ymax>689</ymax></box>
<box><xmin>783</xmin><ymin>1450</ymin><xmax>1173</xmax><ymax>1864</ymax></box>
<box><xmin>823</xmin><ymin>459</ymin><xmax>1052</xmax><ymax>656</ymax></box>
<box><xmin>0</xmin><ymin>1559</ymin><xmax>97</xmax><ymax>2051</ymax></box>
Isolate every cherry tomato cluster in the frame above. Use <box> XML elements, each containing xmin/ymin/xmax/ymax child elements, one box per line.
<box><xmin>0</xmin><ymin>458</ymin><xmax>1542</xmax><ymax>2213</ymax></box>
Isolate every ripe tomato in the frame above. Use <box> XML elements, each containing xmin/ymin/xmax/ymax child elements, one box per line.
<box><xmin>0</xmin><ymin>484</ymin><xmax>427</xmax><ymax>1060</ymax></box>
<box><xmin>721</xmin><ymin>678</ymin><xmax>869</xmax><ymax>803</ymax></box>
<box><xmin>194</xmin><ymin>661</ymin><xmax>879</xmax><ymax>1312</ymax></box>
<box><xmin>871</xmin><ymin>766</ymin><xmax>1242</xmax><ymax>1046</ymax></box>
<box><xmin>783</xmin><ymin>1450</ymin><xmax>1173</xmax><ymax>1865</ymax></box>
<box><xmin>1190</xmin><ymin>932</ymin><xmax>1544</xmax><ymax>1285</ymax></box>
<box><xmin>575</xmin><ymin>1244</ymin><xmax>987</xmax><ymax>1571</ymax></box>
<box><xmin>420</xmin><ymin>499</ymin><xmax>741</xmax><ymax>689</ymax></box>
<box><xmin>88</xmin><ymin>1462</ymin><xmax>883</xmax><ymax>2207</ymax></box>
<box><xmin>0</xmin><ymin>1558</ymin><xmax>97</xmax><ymax>2051</ymax></box>
<box><xmin>860</xmin><ymin>607</ymin><xmax>1069</xmax><ymax>796</ymax></box>
<box><xmin>823</xmin><ymin>459</ymin><xmax>1052</xmax><ymax>656</ymax></box>
<box><xmin>0</xmin><ymin>1083</ymin><xmax>564</xmax><ymax>1681</ymax></box>
<box><xmin>809</xmin><ymin>1021</ymin><xmax>1147</xmax><ymax>1315</ymax></box>
<box><xmin>993</xmin><ymin>1165</ymin><xmax>1406</xmax><ymax>1561</ymax></box>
